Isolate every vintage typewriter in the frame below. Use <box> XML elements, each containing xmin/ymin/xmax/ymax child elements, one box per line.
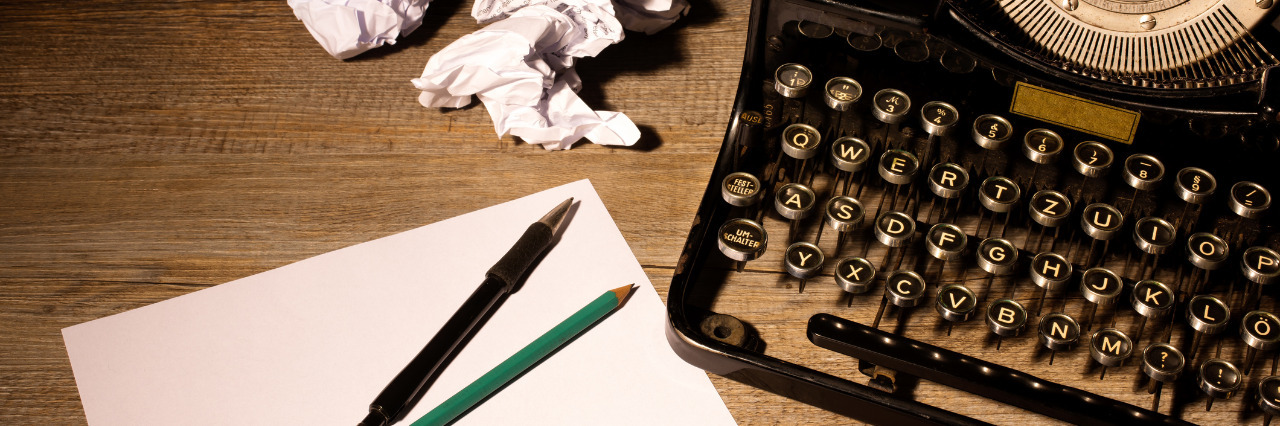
<box><xmin>666</xmin><ymin>0</ymin><xmax>1280</xmax><ymax>424</ymax></box>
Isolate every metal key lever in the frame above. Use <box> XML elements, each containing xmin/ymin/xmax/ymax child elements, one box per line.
<box><xmin>807</xmin><ymin>313</ymin><xmax>1193</xmax><ymax>425</ymax></box>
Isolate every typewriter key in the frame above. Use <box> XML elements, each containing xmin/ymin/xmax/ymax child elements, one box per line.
<box><xmin>1185</xmin><ymin>295</ymin><xmax>1230</xmax><ymax>365</ymax></box>
<box><xmin>1141</xmin><ymin>343</ymin><xmax>1185</xmax><ymax>412</ymax></box>
<box><xmin>924</xmin><ymin>163</ymin><xmax>968</xmax><ymax>223</ymax></box>
<box><xmin>1021</xmin><ymin>128</ymin><xmax>1064</xmax><ymax>165</ymax></box>
<box><xmin>1241</xmin><ymin>246</ymin><xmax>1280</xmax><ymax>310</ymax></box>
<box><xmin>1182</xmin><ymin>232</ymin><xmax>1229</xmax><ymax>294</ymax></box>
<box><xmin>919</xmin><ymin>101</ymin><xmax>959</xmax><ymax>137</ymax></box>
<box><xmin>784</xmin><ymin>242</ymin><xmax>825</xmax><ymax>293</ymax></box>
<box><xmin>976</xmin><ymin>238</ymin><xmax>1018</xmax><ymax>301</ymax></box>
<box><xmin>1122</xmin><ymin>154</ymin><xmax>1165</xmax><ymax>217</ymax></box>
<box><xmin>1027</xmin><ymin>190</ymin><xmax>1072</xmax><ymax>252</ymax></box>
<box><xmin>721</xmin><ymin>172</ymin><xmax>763</xmax><ymax>208</ymax></box>
<box><xmin>1071</xmin><ymin>141</ymin><xmax>1114</xmax><ymax>179</ymax></box>
<box><xmin>775</xmin><ymin>182</ymin><xmax>816</xmax><ymax>242</ymax></box>
<box><xmin>1130</xmin><ymin>280</ymin><xmax>1175</xmax><ymax>348</ymax></box>
<box><xmin>1030</xmin><ymin>252</ymin><xmax>1072</xmax><ymax>315</ymax></box>
<box><xmin>1079</xmin><ymin>267</ymin><xmax>1123</xmax><ymax>332</ymax></box>
<box><xmin>970</xmin><ymin>114</ymin><xmax>1013</xmax><ymax>175</ymax></box>
<box><xmin>1199</xmin><ymin>359</ymin><xmax>1242</xmax><ymax>411</ymax></box>
<box><xmin>873</xmin><ymin>270</ymin><xmax>927</xmax><ymax>329</ymax></box>
<box><xmin>830</xmin><ymin>136</ymin><xmax>872</xmax><ymax>197</ymax></box>
<box><xmin>1241</xmin><ymin>310</ymin><xmax>1280</xmax><ymax>374</ymax></box>
<box><xmin>971</xmin><ymin>114</ymin><xmax>1013</xmax><ymax>150</ymax></box>
<box><xmin>986</xmin><ymin>299</ymin><xmax>1027</xmax><ymax>350</ymax></box>
<box><xmin>1090</xmin><ymin>328</ymin><xmax>1133</xmax><ymax>379</ymax></box>
<box><xmin>870</xmin><ymin>88</ymin><xmax>910</xmax><ymax>125</ymax></box>
<box><xmin>822</xmin><ymin>196</ymin><xmax>864</xmax><ymax>252</ymax></box>
<box><xmin>781</xmin><ymin>123</ymin><xmax>823</xmax><ymax>183</ymax></box>
<box><xmin>1229</xmin><ymin>181</ymin><xmax>1271</xmax><ymax>219</ymax></box>
<box><xmin>773</xmin><ymin>63</ymin><xmax>811</xmax><ymax>99</ymax></box>
<box><xmin>1257</xmin><ymin>376</ymin><xmax>1280</xmax><ymax>426</ymax></box>
<box><xmin>924</xmin><ymin>223</ymin><xmax>966</xmax><ymax>283</ymax></box>
<box><xmin>872</xmin><ymin>210</ymin><xmax>916</xmax><ymax>270</ymax></box>
<box><xmin>977</xmin><ymin>176</ymin><xmax>1020</xmax><ymax>238</ymax></box>
<box><xmin>876</xmin><ymin>149</ymin><xmax>919</xmax><ymax>212</ymax></box>
<box><xmin>717</xmin><ymin>218</ymin><xmax>767</xmax><ymax>271</ymax></box>
<box><xmin>1131</xmin><ymin>217</ymin><xmax>1176</xmax><ymax>280</ymax></box>
<box><xmin>797</xmin><ymin>21</ymin><xmax>833</xmax><ymax>39</ymax></box>
<box><xmin>834</xmin><ymin>257</ymin><xmax>876</xmax><ymax>304</ymax></box>
<box><xmin>935</xmin><ymin>284</ymin><xmax>978</xmax><ymax>335</ymax></box>
<box><xmin>1079</xmin><ymin>203</ymin><xmax>1124</xmax><ymax>267</ymax></box>
<box><xmin>1037</xmin><ymin>312</ymin><xmax>1080</xmax><ymax>365</ymax></box>
<box><xmin>823</xmin><ymin>77</ymin><xmax>862</xmax><ymax>112</ymax></box>
<box><xmin>1173</xmin><ymin>167</ymin><xmax>1216</xmax><ymax>231</ymax></box>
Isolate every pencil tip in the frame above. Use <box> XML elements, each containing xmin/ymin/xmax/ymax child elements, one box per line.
<box><xmin>539</xmin><ymin>198</ymin><xmax>574</xmax><ymax>234</ymax></box>
<box><xmin>609</xmin><ymin>284</ymin><xmax>635</xmax><ymax>304</ymax></box>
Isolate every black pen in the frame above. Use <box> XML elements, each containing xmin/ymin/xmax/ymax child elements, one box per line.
<box><xmin>360</xmin><ymin>197</ymin><xmax>574</xmax><ymax>426</ymax></box>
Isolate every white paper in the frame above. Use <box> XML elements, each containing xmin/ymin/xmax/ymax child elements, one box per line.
<box><xmin>413</xmin><ymin>4</ymin><xmax>640</xmax><ymax>150</ymax></box>
<box><xmin>288</xmin><ymin>0</ymin><xmax>430</xmax><ymax>59</ymax></box>
<box><xmin>63</xmin><ymin>179</ymin><xmax>736</xmax><ymax>426</ymax></box>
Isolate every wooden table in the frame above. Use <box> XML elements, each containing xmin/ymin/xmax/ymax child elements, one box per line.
<box><xmin>0</xmin><ymin>0</ymin><xmax>859</xmax><ymax>424</ymax></box>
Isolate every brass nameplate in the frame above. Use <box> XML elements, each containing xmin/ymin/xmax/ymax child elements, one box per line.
<box><xmin>1010</xmin><ymin>82</ymin><xmax>1140</xmax><ymax>144</ymax></box>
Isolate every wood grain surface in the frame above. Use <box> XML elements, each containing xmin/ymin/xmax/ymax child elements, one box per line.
<box><xmin>0</xmin><ymin>1</ymin><xmax>1248</xmax><ymax>425</ymax></box>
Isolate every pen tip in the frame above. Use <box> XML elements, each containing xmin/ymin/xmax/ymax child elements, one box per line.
<box><xmin>539</xmin><ymin>197</ymin><xmax>574</xmax><ymax>234</ymax></box>
<box><xmin>609</xmin><ymin>284</ymin><xmax>635</xmax><ymax>304</ymax></box>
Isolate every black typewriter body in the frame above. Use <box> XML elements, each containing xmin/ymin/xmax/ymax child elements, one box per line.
<box><xmin>667</xmin><ymin>0</ymin><xmax>1280</xmax><ymax>424</ymax></box>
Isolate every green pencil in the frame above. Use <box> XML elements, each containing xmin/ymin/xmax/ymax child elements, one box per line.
<box><xmin>409</xmin><ymin>284</ymin><xmax>635</xmax><ymax>426</ymax></box>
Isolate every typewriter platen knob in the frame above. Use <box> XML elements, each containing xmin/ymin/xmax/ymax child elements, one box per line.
<box><xmin>1021</xmin><ymin>128</ymin><xmax>1064</xmax><ymax>164</ymax></box>
<box><xmin>1229</xmin><ymin>181</ymin><xmax>1272</xmax><ymax>219</ymax></box>
<box><xmin>1071</xmin><ymin>141</ymin><xmax>1114</xmax><ymax>178</ymax></box>
<box><xmin>824</xmin><ymin>77</ymin><xmax>862</xmax><ymax>112</ymax></box>
<box><xmin>774</xmin><ymin>63</ymin><xmax>812</xmax><ymax>99</ymax></box>
<box><xmin>1174</xmin><ymin>167</ymin><xmax>1217</xmax><ymax>204</ymax></box>
<box><xmin>919</xmin><ymin>101</ymin><xmax>959</xmax><ymax>137</ymax></box>
<box><xmin>971</xmin><ymin>114</ymin><xmax>1013</xmax><ymax>150</ymax></box>
<box><xmin>871</xmin><ymin>88</ymin><xmax>911</xmax><ymax>124</ymax></box>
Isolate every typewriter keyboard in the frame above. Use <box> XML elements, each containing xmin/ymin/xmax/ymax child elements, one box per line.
<box><xmin>684</xmin><ymin>13</ymin><xmax>1280</xmax><ymax>425</ymax></box>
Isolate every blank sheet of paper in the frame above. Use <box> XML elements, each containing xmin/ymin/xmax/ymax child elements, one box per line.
<box><xmin>63</xmin><ymin>179</ymin><xmax>735</xmax><ymax>425</ymax></box>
